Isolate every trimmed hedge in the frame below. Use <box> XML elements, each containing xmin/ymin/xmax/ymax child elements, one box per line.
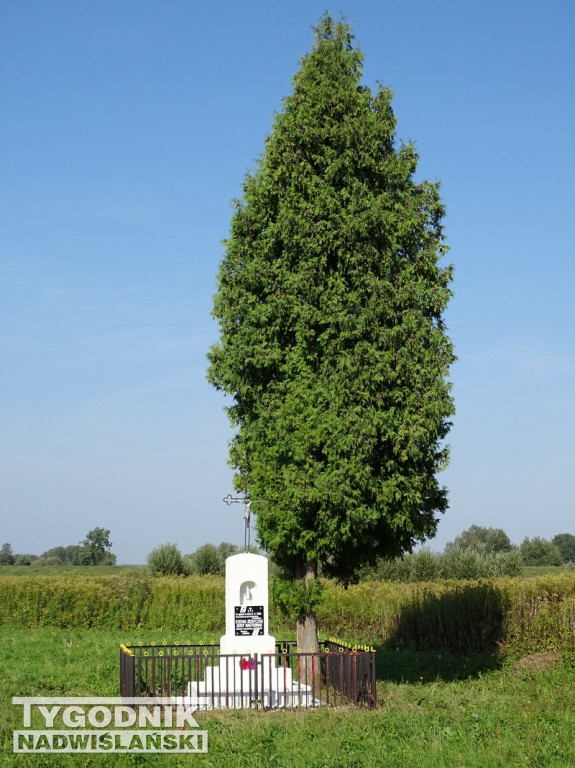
<box><xmin>1</xmin><ymin>571</ymin><xmax>574</xmax><ymax>658</ymax></box>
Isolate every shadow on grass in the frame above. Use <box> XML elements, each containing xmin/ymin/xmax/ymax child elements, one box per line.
<box><xmin>375</xmin><ymin>582</ymin><xmax>508</xmax><ymax>683</ymax></box>
<box><xmin>374</xmin><ymin>646</ymin><xmax>502</xmax><ymax>684</ymax></box>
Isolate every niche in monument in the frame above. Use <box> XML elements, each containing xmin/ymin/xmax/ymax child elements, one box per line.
<box><xmin>236</xmin><ymin>579</ymin><xmax>259</xmax><ymax>629</ymax></box>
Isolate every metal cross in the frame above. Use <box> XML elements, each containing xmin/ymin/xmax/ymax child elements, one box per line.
<box><xmin>223</xmin><ymin>495</ymin><xmax>260</xmax><ymax>550</ymax></box>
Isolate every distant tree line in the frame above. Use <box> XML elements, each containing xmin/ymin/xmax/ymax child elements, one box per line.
<box><xmin>3</xmin><ymin>525</ymin><xmax>574</xmax><ymax>581</ymax></box>
<box><xmin>446</xmin><ymin>525</ymin><xmax>574</xmax><ymax>566</ymax></box>
<box><xmin>0</xmin><ymin>527</ymin><xmax>115</xmax><ymax>567</ymax></box>
<box><xmin>144</xmin><ymin>527</ymin><xmax>575</xmax><ymax>581</ymax></box>
<box><xmin>360</xmin><ymin>526</ymin><xmax>575</xmax><ymax>582</ymax></box>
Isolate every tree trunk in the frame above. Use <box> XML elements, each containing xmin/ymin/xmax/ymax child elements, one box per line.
<box><xmin>295</xmin><ymin>559</ymin><xmax>320</xmax><ymax>688</ymax></box>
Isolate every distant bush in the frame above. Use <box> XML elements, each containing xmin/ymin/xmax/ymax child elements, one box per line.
<box><xmin>519</xmin><ymin>537</ymin><xmax>562</xmax><ymax>567</ymax></box>
<box><xmin>441</xmin><ymin>549</ymin><xmax>523</xmax><ymax>580</ymax></box>
<box><xmin>39</xmin><ymin>528</ymin><xmax>116</xmax><ymax>567</ymax></box>
<box><xmin>552</xmin><ymin>533</ymin><xmax>575</xmax><ymax>565</ymax></box>
<box><xmin>147</xmin><ymin>543</ymin><xmax>187</xmax><ymax>576</ymax></box>
<box><xmin>0</xmin><ymin>543</ymin><xmax>14</xmax><ymax>566</ymax></box>
<box><xmin>41</xmin><ymin>545</ymin><xmax>82</xmax><ymax>565</ymax></box>
<box><xmin>13</xmin><ymin>554</ymin><xmax>38</xmax><ymax>566</ymax></box>
<box><xmin>34</xmin><ymin>556</ymin><xmax>63</xmax><ymax>567</ymax></box>
<box><xmin>445</xmin><ymin>525</ymin><xmax>513</xmax><ymax>555</ymax></box>
<box><xmin>185</xmin><ymin>542</ymin><xmax>260</xmax><ymax>576</ymax></box>
<box><xmin>363</xmin><ymin>548</ymin><xmax>523</xmax><ymax>582</ymax></box>
<box><xmin>186</xmin><ymin>543</ymin><xmax>222</xmax><ymax>575</ymax></box>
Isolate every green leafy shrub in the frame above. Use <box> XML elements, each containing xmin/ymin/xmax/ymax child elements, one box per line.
<box><xmin>34</xmin><ymin>556</ymin><xmax>63</xmax><ymax>567</ymax></box>
<box><xmin>445</xmin><ymin>525</ymin><xmax>513</xmax><ymax>554</ymax></box>
<box><xmin>147</xmin><ymin>543</ymin><xmax>186</xmax><ymax>576</ymax></box>
<box><xmin>363</xmin><ymin>549</ymin><xmax>522</xmax><ymax>582</ymax></box>
<box><xmin>13</xmin><ymin>554</ymin><xmax>38</xmax><ymax>566</ymax></box>
<box><xmin>1</xmin><ymin>572</ymin><xmax>573</xmax><ymax>658</ymax></box>
<box><xmin>184</xmin><ymin>543</ymin><xmax>259</xmax><ymax>576</ymax></box>
<box><xmin>0</xmin><ymin>543</ymin><xmax>14</xmax><ymax>565</ymax></box>
<box><xmin>520</xmin><ymin>537</ymin><xmax>562</xmax><ymax>566</ymax></box>
<box><xmin>185</xmin><ymin>543</ymin><xmax>222</xmax><ymax>575</ymax></box>
<box><xmin>441</xmin><ymin>549</ymin><xmax>523</xmax><ymax>580</ymax></box>
<box><xmin>552</xmin><ymin>533</ymin><xmax>575</xmax><ymax>564</ymax></box>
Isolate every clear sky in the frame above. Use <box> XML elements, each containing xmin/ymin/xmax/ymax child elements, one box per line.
<box><xmin>1</xmin><ymin>0</ymin><xmax>574</xmax><ymax>563</ymax></box>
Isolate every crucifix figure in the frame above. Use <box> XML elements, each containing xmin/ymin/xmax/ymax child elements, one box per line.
<box><xmin>223</xmin><ymin>495</ymin><xmax>260</xmax><ymax>550</ymax></box>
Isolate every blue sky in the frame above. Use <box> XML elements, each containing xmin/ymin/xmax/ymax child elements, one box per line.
<box><xmin>1</xmin><ymin>0</ymin><xmax>573</xmax><ymax>563</ymax></box>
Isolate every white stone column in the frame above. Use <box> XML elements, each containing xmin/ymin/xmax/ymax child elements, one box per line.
<box><xmin>219</xmin><ymin>552</ymin><xmax>276</xmax><ymax>655</ymax></box>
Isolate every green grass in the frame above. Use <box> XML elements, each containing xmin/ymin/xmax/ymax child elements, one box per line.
<box><xmin>0</xmin><ymin>565</ymin><xmax>146</xmax><ymax>577</ymax></box>
<box><xmin>522</xmin><ymin>564</ymin><xmax>575</xmax><ymax>578</ymax></box>
<box><xmin>1</xmin><ymin>625</ymin><xmax>574</xmax><ymax>767</ymax></box>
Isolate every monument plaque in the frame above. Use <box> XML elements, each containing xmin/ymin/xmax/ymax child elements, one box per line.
<box><xmin>234</xmin><ymin>605</ymin><xmax>264</xmax><ymax>636</ymax></box>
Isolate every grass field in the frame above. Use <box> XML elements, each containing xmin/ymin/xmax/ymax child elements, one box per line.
<box><xmin>0</xmin><ymin>564</ymin><xmax>572</xmax><ymax>578</ymax></box>
<box><xmin>1</xmin><ymin>625</ymin><xmax>574</xmax><ymax>767</ymax></box>
<box><xmin>0</xmin><ymin>563</ymin><xmax>575</xmax><ymax>578</ymax></box>
<box><xmin>0</xmin><ymin>565</ymin><xmax>146</xmax><ymax>577</ymax></box>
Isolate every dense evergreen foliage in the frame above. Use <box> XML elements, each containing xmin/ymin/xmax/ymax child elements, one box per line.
<box><xmin>208</xmin><ymin>14</ymin><xmax>454</xmax><ymax>593</ymax></box>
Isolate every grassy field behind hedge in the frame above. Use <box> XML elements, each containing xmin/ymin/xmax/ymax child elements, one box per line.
<box><xmin>0</xmin><ymin>571</ymin><xmax>574</xmax><ymax>659</ymax></box>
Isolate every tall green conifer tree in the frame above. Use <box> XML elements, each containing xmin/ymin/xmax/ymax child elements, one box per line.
<box><xmin>208</xmin><ymin>14</ymin><xmax>455</xmax><ymax>650</ymax></box>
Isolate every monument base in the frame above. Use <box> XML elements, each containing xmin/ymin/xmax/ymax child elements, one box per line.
<box><xmin>185</xmin><ymin>654</ymin><xmax>318</xmax><ymax>710</ymax></box>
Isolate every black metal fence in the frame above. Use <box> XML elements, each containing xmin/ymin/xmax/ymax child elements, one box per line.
<box><xmin>120</xmin><ymin>640</ymin><xmax>376</xmax><ymax>710</ymax></box>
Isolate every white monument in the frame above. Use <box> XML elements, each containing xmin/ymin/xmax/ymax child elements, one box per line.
<box><xmin>186</xmin><ymin>552</ymin><xmax>316</xmax><ymax>709</ymax></box>
<box><xmin>220</xmin><ymin>552</ymin><xmax>276</xmax><ymax>655</ymax></box>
